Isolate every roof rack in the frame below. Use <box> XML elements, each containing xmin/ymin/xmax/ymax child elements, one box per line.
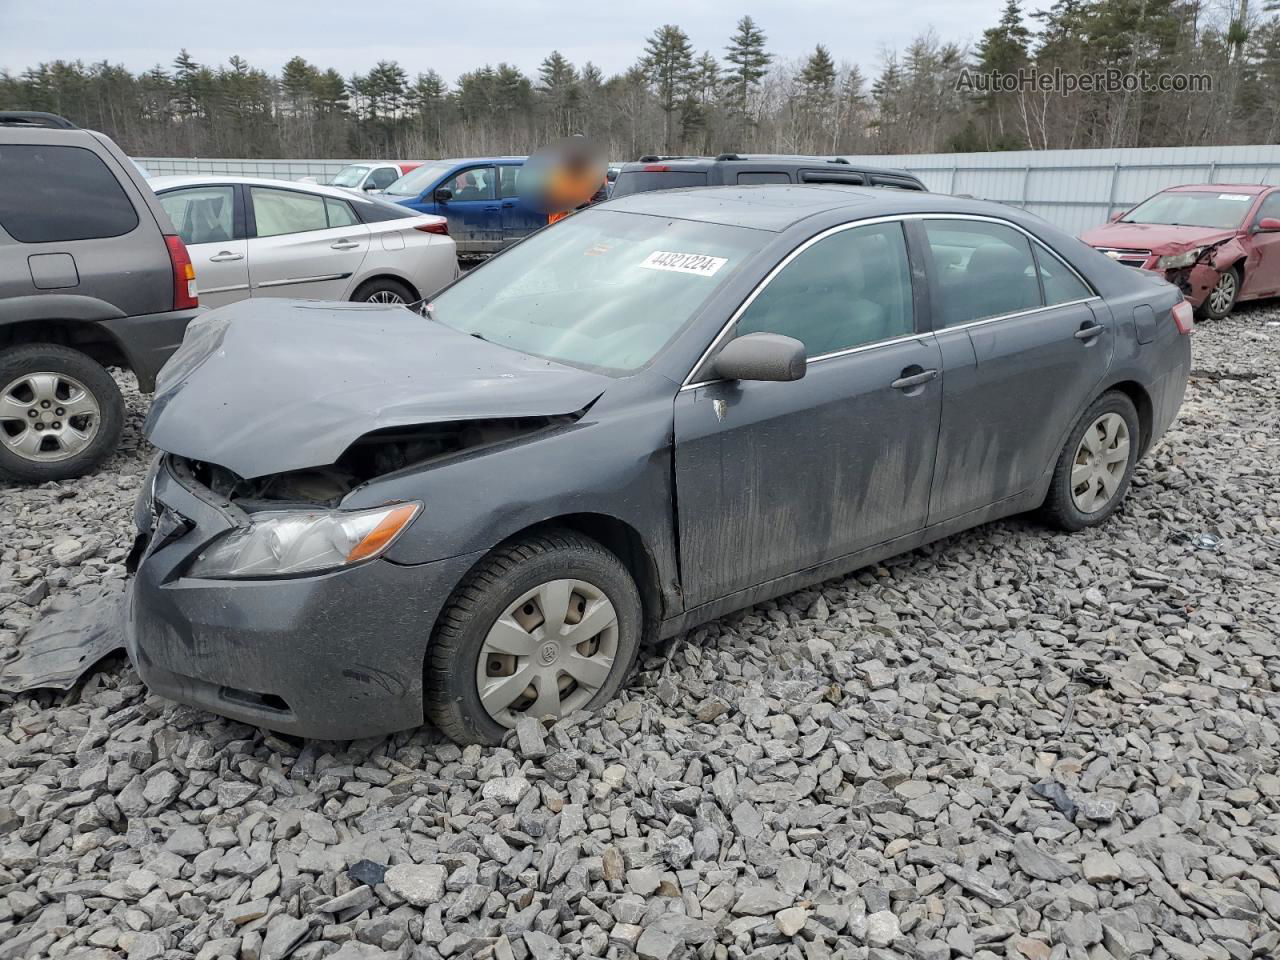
<box><xmin>0</xmin><ymin>111</ymin><xmax>78</xmax><ymax>129</ymax></box>
<box><xmin>828</xmin><ymin>157</ymin><xmax>850</xmax><ymax>164</ymax></box>
<box><xmin>715</xmin><ymin>152</ymin><xmax>744</xmax><ymax>161</ymax></box>
<box><xmin>635</xmin><ymin>154</ymin><xmax>699</xmax><ymax>162</ymax></box>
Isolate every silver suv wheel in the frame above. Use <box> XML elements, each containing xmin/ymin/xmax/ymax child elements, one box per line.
<box><xmin>0</xmin><ymin>372</ymin><xmax>101</xmax><ymax>462</ymax></box>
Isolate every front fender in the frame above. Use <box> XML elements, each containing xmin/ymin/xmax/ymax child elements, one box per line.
<box><xmin>339</xmin><ymin>389</ymin><xmax>681</xmax><ymax>611</ymax></box>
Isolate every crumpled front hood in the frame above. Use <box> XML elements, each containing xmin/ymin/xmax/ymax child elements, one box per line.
<box><xmin>1081</xmin><ymin>222</ymin><xmax>1237</xmax><ymax>254</ymax></box>
<box><xmin>146</xmin><ymin>300</ymin><xmax>608</xmax><ymax>479</ymax></box>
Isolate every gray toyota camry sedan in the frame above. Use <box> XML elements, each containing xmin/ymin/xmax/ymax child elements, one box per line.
<box><xmin>127</xmin><ymin>185</ymin><xmax>1192</xmax><ymax>744</ymax></box>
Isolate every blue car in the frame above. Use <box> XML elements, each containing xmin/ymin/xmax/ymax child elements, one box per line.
<box><xmin>381</xmin><ymin>157</ymin><xmax>547</xmax><ymax>256</ymax></box>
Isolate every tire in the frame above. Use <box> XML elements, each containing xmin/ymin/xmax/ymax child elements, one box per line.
<box><xmin>352</xmin><ymin>277</ymin><xmax>415</xmax><ymax>305</ymax></box>
<box><xmin>1041</xmin><ymin>391</ymin><xmax>1140</xmax><ymax>532</ymax></box>
<box><xmin>0</xmin><ymin>344</ymin><xmax>124</xmax><ymax>483</ymax></box>
<box><xmin>1196</xmin><ymin>266</ymin><xmax>1239</xmax><ymax>321</ymax></box>
<box><xmin>425</xmin><ymin>529</ymin><xmax>643</xmax><ymax>745</ymax></box>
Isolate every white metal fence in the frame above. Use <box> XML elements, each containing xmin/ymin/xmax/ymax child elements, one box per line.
<box><xmin>139</xmin><ymin>144</ymin><xmax>1280</xmax><ymax>235</ymax></box>
<box><xmin>840</xmin><ymin>144</ymin><xmax>1280</xmax><ymax>234</ymax></box>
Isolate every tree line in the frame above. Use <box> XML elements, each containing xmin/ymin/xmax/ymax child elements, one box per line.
<box><xmin>2</xmin><ymin>0</ymin><xmax>1278</xmax><ymax>161</ymax></box>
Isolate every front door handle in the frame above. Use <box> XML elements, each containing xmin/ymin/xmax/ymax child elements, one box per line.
<box><xmin>891</xmin><ymin>368</ymin><xmax>939</xmax><ymax>390</ymax></box>
<box><xmin>1075</xmin><ymin>323</ymin><xmax>1105</xmax><ymax>340</ymax></box>
<box><xmin>330</xmin><ymin>240</ymin><xmax>360</xmax><ymax>250</ymax></box>
<box><xmin>209</xmin><ymin>251</ymin><xmax>244</xmax><ymax>262</ymax></box>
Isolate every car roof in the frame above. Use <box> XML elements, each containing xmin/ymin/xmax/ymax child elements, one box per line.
<box><xmin>620</xmin><ymin>155</ymin><xmax>919</xmax><ymax>178</ymax></box>
<box><xmin>603</xmin><ymin>184</ymin><xmax>1015</xmax><ymax>232</ymax></box>
<box><xmin>1165</xmin><ymin>183</ymin><xmax>1271</xmax><ymax>194</ymax></box>
<box><xmin>149</xmin><ymin>174</ymin><xmax>392</xmax><ymax>202</ymax></box>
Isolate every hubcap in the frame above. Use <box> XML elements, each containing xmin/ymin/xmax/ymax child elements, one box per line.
<box><xmin>1209</xmin><ymin>272</ymin><xmax>1236</xmax><ymax>314</ymax></box>
<box><xmin>1070</xmin><ymin>412</ymin><xmax>1130</xmax><ymax>514</ymax></box>
<box><xmin>476</xmin><ymin>578</ymin><xmax>619</xmax><ymax>728</ymax></box>
<box><xmin>0</xmin><ymin>372</ymin><xmax>100</xmax><ymax>463</ymax></box>
<box><xmin>367</xmin><ymin>290</ymin><xmax>405</xmax><ymax>304</ymax></box>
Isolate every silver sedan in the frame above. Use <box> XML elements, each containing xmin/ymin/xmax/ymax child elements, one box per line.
<box><xmin>150</xmin><ymin>176</ymin><xmax>459</xmax><ymax>308</ymax></box>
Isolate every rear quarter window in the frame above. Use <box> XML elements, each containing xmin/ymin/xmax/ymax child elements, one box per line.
<box><xmin>737</xmin><ymin>172</ymin><xmax>791</xmax><ymax>185</ymax></box>
<box><xmin>0</xmin><ymin>144</ymin><xmax>139</xmax><ymax>242</ymax></box>
<box><xmin>611</xmin><ymin>171</ymin><xmax>708</xmax><ymax>197</ymax></box>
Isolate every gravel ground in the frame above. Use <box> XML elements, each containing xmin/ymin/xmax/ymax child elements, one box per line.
<box><xmin>0</xmin><ymin>305</ymin><xmax>1278</xmax><ymax>960</ymax></box>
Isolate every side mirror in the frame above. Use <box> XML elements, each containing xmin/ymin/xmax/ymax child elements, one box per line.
<box><xmin>362</xmin><ymin>182</ymin><xmax>379</xmax><ymax>192</ymax></box>
<box><xmin>1257</xmin><ymin>217</ymin><xmax>1280</xmax><ymax>232</ymax></box>
<box><xmin>711</xmin><ymin>333</ymin><xmax>807</xmax><ymax>383</ymax></box>
<box><xmin>1109</xmin><ymin>210</ymin><xmax>1125</xmax><ymax>223</ymax></box>
<box><xmin>433</xmin><ymin>187</ymin><xmax>453</xmax><ymax>203</ymax></box>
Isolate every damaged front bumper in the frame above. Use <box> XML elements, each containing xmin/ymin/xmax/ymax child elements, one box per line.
<box><xmin>125</xmin><ymin>456</ymin><xmax>484</xmax><ymax>740</ymax></box>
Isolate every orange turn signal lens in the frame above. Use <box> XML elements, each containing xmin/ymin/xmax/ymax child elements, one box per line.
<box><xmin>345</xmin><ymin>503</ymin><xmax>419</xmax><ymax>564</ymax></box>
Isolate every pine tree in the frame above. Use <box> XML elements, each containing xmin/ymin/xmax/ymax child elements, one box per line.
<box><xmin>723</xmin><ymin>15</ymin><xmax>772</xmax><ymax>144</ymax></box>
<box><xmin>539</xmin><ymin>51</ymin><xmax>579</xmax><ymax>136</ymax></box>
<box><xmin>641</xmin><ymin>24</ymin><xmax>696</xmax><ymax>152</ymax></box>
<box><xmin>971</xmin><ymin>0</ymin><xmax>1031</xmax><ymax>148</ymax></box>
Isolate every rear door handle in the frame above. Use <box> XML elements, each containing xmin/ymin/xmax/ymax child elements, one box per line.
<box><xmin>1074</xmin><ymin>323</ymin><xmax>1105</xmax><ymax>340</ymax></box>
<box><xmin>209</xmin><ymin>251</ymin><xmax>244</xmax><ymax>262</ymax></box>
<box><xmin>330</xmin><ymin>240</ymin><xmax>360</xmax><ymax>250</ymax></box>
<box><xmin>891</xmin><ymin>368</ymin><xmax>939</xmax><ymax>390</ymax></box>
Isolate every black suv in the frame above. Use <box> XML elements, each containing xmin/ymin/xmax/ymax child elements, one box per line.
<box><xmin>610</xmin><ymin>153</ymin><xmax>927</xmax><ymax>198</ymax></box>
<box><xmin>0</xmin><ymin>112</ymin><xmax>201</xmax><ymax>482</ymax></box>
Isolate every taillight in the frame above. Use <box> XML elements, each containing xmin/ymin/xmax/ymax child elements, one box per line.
<box><xmin>164</xmin><ymin>235</ymin><xmax>198</xmax><ymax>310</ymax></box>
<box><xmin>413</xmin><ymin>220</ymin><xmax>449</xmax><ymax>236</ymax></box>
<box><xmin>1172</xmin><ymin>300</ymin><xmax>1195</xmax><ymax>335</ymax></box>
<box><xmin>643</xmin><ymin>164</ymin><xmax>670</xmax><ymax>172</ymax></box>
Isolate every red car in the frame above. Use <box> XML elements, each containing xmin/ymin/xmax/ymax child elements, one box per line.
<box><xmin>1081</xmin><ymin>184</ymin><xmax>1280</xmax><ymax>319</ymax></box>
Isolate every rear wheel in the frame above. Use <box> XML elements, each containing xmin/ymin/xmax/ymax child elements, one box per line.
<box><xmin>425</xmin><ymin>529</ymin><xmax>642</xmax><ymax>745</ymax></box>
<box><xmin>1041</xmin><ymin>391</ymin><xmax>1139</xmax><ymax>531</ymax></box>
<box><xmin>0</xmin><ymin>345</ymin><xmax>124</xmax><ymax>483</ymax></box>
<box><xmin>1196</xmin><ymin>266</ymin><xmax>1239</xmax><ymax>321</ymax></box>
<box><xmin>352</xmin><ymin>277</ymin><xmax>415</xmax><ymax>304</ymax></box>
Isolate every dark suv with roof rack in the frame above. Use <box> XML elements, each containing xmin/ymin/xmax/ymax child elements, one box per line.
<box><xmin>0</xmin><ymin>111</ymin><xmax>201</xmax><ymax>482</ymax></box>
<box><xmin>610</xmin><ymin>153</ymin><xmax>927</xmax><ymax>198</ymax></box>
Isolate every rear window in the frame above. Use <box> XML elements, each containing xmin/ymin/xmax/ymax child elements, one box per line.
<box><xmin>611</xmin><ymin>170</ymin><xmax>708</xmax><ymax>197</ymax></box>
<box><xmin>0</xmin><ymin>144</ymin><xmax>139</xmax><ymax>242</ymax></box>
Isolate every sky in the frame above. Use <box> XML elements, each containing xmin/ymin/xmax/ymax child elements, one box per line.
<box><xmin>0</xmin><ymin>0</ymin><xmax>1010</xmax><ymax>82</ymax></box>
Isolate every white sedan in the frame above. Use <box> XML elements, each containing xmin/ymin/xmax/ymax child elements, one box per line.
<box><xmin>150</xmin><ymin>176</ymin><xmax>459</xmax><ymax>308</ymax></box>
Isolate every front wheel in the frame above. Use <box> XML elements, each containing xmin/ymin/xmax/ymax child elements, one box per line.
<box><xmin>0</xmin><ymin>344</ymin><xmax>125</xmax><ymax>483</ymax></box>
<box><xmin>1042</xmin><ymin>392</ymin><xmax>1140</xmax><ymax>532</ymax></box>
<box><xmin>425</xmin><ymin>530</ymin><xmax>643</xmax><ymax>745</ymax></box>
<box><xmin>1196</xmin><ymin>266</ymin><xmax>1239</xmax><ymax>321</ymax></box>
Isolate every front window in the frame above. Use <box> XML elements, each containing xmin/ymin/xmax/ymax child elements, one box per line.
<box><xmin>329</xmin><ymin>165</ymin><xmax>373</xmax><ymax>188</ymax></box>
<box><xmin>1122</xmin><ymin>190</ymin><xmax>1254</xmax><ymax>230</ymax></box>
<box><xmin>428</xmin><ymin>209</ymin><xmax>768</xmax><ymax>374</ymax></box>
<box><xmin>735</xmin><ymin>221</ymin><xmax>915</xmax><ymax>357</ymax></box>
<box><xmin>384</xmin><ymin>162</ymin><xmax>457</xmax><ymax>197</ymax></box>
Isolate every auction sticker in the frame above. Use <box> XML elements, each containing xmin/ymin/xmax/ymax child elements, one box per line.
<box><xmin>1218</xmin><ymin>194</ymin><xmax>1252</xmax><ymax>202</ymax></box>
<box><xmin>639</xmin><ymin>251</ymin><xmax>728</xmax><ymax>277</ymax></box>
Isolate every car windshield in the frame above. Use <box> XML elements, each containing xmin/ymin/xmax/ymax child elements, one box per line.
<box><xmin>384</xmin><ymin>162</ymin><xmax>455</xmax><ymax>197</ymax></box>
<box><xmin>428</xmin><ymin>208</ymin><xmax>767</xmax><ymax>374</ymax></box>
<box><xmin>1122</xmin><ymin>190</ymin><xmax>1255</xmax><ymax>229</ymax></box>
<box><xmin>329</xmin><ymin>165</ymin><xmax>373</xmax><ymax>187</ymax></box>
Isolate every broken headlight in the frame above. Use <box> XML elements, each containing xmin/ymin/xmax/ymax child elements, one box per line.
<box><xmin>1156</xmin><ymin>248</ymin><xmax>1203</xmax><ymax>270</ymax></box>
<box><xmin>188</xmin><ymin>502</ymin><xmax>420</xmax><ymax>579</ymax></box>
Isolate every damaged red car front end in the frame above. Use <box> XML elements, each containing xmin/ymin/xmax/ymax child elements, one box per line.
<box><xmin>1081</xmin><ymin>184</ymin><xmax>1280</xmax><ymax>320</ymax></box>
